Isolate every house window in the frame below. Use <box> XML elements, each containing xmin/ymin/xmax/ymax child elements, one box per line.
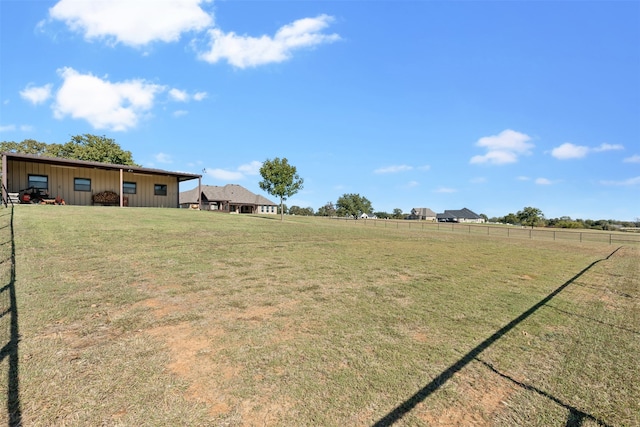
<box><xmin>28</xmin><ymin>174</ymin><xmax>48</xmax><ymax>190</ymax></box>
<box><xmin>74</xmin><ymin>178</ymin><xmax>91</xmax><ymax>192</ymax></box>
<box><xmin>154</xmin><ymin>184</ymin><xmax>167</xmax><ymax>196</ymax></box>
<box><xmin>123</xmin><ymin>181</ymin><xmax>137</xmax><ymax>194</ymax></box>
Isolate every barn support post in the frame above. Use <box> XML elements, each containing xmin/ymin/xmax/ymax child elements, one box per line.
<box><xmin>119</xmin><ymin>168</ymin><xmax>124</xmax><ymax>207</ymax></box>
<box><xmin>1</xmin><ymin>154</ymin><xmax>7</xmax><ymax>205</ymax></box>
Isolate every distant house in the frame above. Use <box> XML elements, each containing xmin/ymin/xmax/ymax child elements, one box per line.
<box><xmin>437</xmin><ymin>208</ymin><xmax>485</xmax><ymax>223</ymax></box>
<box><xmin>409</xmin><ymin>207</ymin><xmax>437</xmax><ymax>221</ymax></box>
<box><xmin>179</xmin><ymin>184</ymin><xmax>277</xmax><ymax>214</ymax></box>
<box><xmin>1</xmin><ymin>152</ymin><xmax>201</xmax><ymax>208</ymax></box>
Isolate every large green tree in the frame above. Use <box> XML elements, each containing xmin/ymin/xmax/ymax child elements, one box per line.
<box><xmin>258</xmin><ymin>157</ymin><xmax>304</xmax><ymax>221</ymax></box>
<box><xmin>335</xmin><ymin>193</ymin><xmax>373</xmax><ymax>218</ymax></box>
<box><xmin>56</xmin><ymin>134</ymin><xmax>137</xmax><ymax>165</ymax></box>
<box><xmin>0</xmin><ymin>139</ymin><xmax>57</xmax><ymax>156</ymax></box>
<box><xmin>517</xmin><ymin>206</ymin><xmax>545</xmax><ymax>228</ymax></box>
<box><xmin>0</xmin><ymin>134</ymin><xmax>137</xmax><ymax>166</ymax></box>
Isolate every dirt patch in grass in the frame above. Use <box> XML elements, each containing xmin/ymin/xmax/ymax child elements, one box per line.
<box><xmin>148</xmin><ymin>322</ymin><xmax>232</xmax><ymax>416</ymax></box>
<box><xmin>419</xmin><ymin>367</ymin><xmax>514</xmax><ymax>426</ymax></box>
<box><xmin>142</xmin><ymin>292</ymin><xmax>300</xmax><ymax>421</ymax></box>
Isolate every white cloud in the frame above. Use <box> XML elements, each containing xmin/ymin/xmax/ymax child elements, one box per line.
<box><xmin>205</xmin><ymin>160</ymin><xmax>262</xmax><ymax>181</ymax></box>
<box><xmin>193</xmin><ymin>91</ymin><xmax>208</xmax><ymax>101</ymax></box>
<box><xmin>155</xmin><ymin>152</ymin><xmax>172</xmax><ymax>164</ymax></box>
<box><xmin>434</xmin><ymin>187</ymin><xmax>457</xmax><ymax>193</ymax></box>
<box><xmin>418</xmin><ymin>165</ymin><xmax>431</xmax><ymax>171</ymax></box>
<box><xmin>374</xmin><ymin>164</ymin><xmax>413</xmax><ymax>174</ymax></box>
<box><xmin>551</xmin><ymin>142</ymin><xmax>590</xmax><ymax>159</ymax></box>
<box><xmin>237</xmin><ymin>161</ymin><xmax>262</xmax><ymax>175</ymax></box>
<box><xmin>52</xmin><ymin>67</ymin><xmax>164</xmax><ymax>131</ymax></box>
<box><xmin>552</xmin><ymin>142</ymin><xmax>625</xmax><ymax>159</ymax></box>
<box><xmin>593</xmin><ymin>143</ymin><xmax>624</xmax><ymax>152</ymax></box>
<box><xmin>405</xmin><ymin>181</ymin><xmax>419</xmax><ymax>188</ymax></box>
<box><xmin>600</xmin><ymin>176</ymin><xmax>640</xmax><ymax>186</ymax></box>
<box><xmin>535</xmin><ymin>177</ymin><xmax>552</xmax><ymax>185</ymax></box>
<box><xmin>198</xmin><ymin>14</ymin><xmax>340</xmax><ymax>68</ymax></box>
<box><xmin>20</xmin><ymin>83</ymin><xmax>53</xmax><ymax>105</ymax></box>
<box><xmin>517</xmin><ymin>176</ymin><xmax>530</xmax><ymax>181</ymax></box>
<box><xmin>470</xmin><ymin>129</ymin><xmax>533</xmax><ymax>165</ymax></box>
<box><xmin>623</xmin><ymin>154</ymin><xmax>640</xmax><ymax>163</ymax></box>
<box><xmin>49</xmin><ymin>0</ymin><xmax>213</xmax><ymax>47</ymax></box>
<box><xmin>173</xmin><ymin>110</ymin><xmax>188</xmax><ymax>117</ymax></box>
<box><xmin>169</xmin><ymin>88</ymin><xmax>189</xmax><ymax>102</ymax></box>
<box><xmin>470</xmin><ymin>177</ymin><xmax>487</xmax><ymax>184</ymax></box>
<box><xmin>206</xmin><ymin>168</ymin><xmax>245</xmax><ymax>180</ymax></box>
<box><xmin>1</xmin><ymin>124</ymin><xmax>33</xmax><ymax>132</ymax></box>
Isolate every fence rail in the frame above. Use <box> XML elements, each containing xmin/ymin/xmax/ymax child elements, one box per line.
<box><xmin>328</xmin><ymin>218</ymin><xmax>640</xmax><ymax>245</ymax></box>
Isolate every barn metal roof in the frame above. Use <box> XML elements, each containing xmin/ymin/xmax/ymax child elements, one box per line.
<box><xmin>2</xmin><ymin>152</ymin><xmax>201</xmax><ymax>182</ymax></box>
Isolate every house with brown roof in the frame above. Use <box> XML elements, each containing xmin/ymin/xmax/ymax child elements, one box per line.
<box><xmin>409</xmin><ymin>207</ymin><xmax>437</xmax><ymax>221</ymax></box>
<box><xmin>1</xmin><ymin>152</ymin><xmax>201</xmax><ymax>208</ymax></box>
<box><xmin>179</xmin><ymin>184</ymin><xmax>278</xmax><ymax>214</ymax></box>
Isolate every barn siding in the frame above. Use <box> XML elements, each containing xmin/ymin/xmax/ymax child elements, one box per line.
<box><xmin>5</xmin><ymin>160</ymin><xmax>180</xmax><ymax>208</ymax></box>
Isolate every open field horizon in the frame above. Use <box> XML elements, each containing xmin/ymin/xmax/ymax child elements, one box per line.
<box><xmin>1</xmin><ymin>206</ymin><xmax>638</xmax><ymax>426</ymax></box>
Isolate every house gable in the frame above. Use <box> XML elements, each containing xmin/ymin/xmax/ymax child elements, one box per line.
<box><xmin>410</xmin><ymin>207</ymin><xmax>437</xmax><ymax>220</ymax></box>
<box><xmin>180</xmin><ymin>184</ymin><xmax>277</xmax><ymax>214</ymax></box>
<box><xmin>437</xmin><ymin>208</ymin><xmax>485</xmax><ymax>223</ymax></box>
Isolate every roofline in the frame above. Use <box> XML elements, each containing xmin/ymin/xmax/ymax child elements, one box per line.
<box><xmin>2</xmin><ymin>152</ymin><xmax>201</xmax><ymax>182</ymax></box>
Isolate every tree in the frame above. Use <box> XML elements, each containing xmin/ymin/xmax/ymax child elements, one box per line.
<box><xmin>316</xmin><ymin>202</ymin><xmax>336</xmax><ymax>217</ymax></box>
<box><xmin>373</xmin><ymin>211</ymin><xmax>391</xmax><ymax>219</ymax></box>
<box><xmin>289</xmin><ymin>205</ymin><xmax>313</xmax><ymax>216</ymax></box>
<box><xmin>501</xmin><ymin>213</ymin><xmax>519</xmax><ymax>225</ymax></box>
<box><xmin>259</xmin><ymin>157</ymin><xmax>304</xmax><ymax>221</ymax></box>
<box><xmin>392</xmin><ymin>208</ymin><xmax>404</xmax><ymax>219</ymax></box>
<box><xmin>0</xmin><ymin>139</ymin><xmax>59</xmax><ymax>156</ymax></box>
<box><xmin>56</xmin><ymin>134</ymin><xmax>137</xmax><ymax>165</ymax></box>
<box><xmin>0</xmin><ymin>134</ymin><xmax>137</xmax><ymax>167</ymax></box>
<box><xmin>517</xmin><ymin>206</ymin><xmax>545</xmax><ymax>228</ymax></box>
<box><xmin>335</xmin><ymin>193</ymin><xmax>373</xmax><ymax>218</ymax></box>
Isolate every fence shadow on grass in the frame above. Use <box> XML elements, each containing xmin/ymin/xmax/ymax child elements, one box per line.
<box><xmin>372</xmin><ymin>246</ymin><xmax>623</xmax><ymax>427</ymax></box>
<box><xmin>0</xmin><ymin>206</ymin><xmax>21</xmax><ymax>426</ymax></box>
<box><xmin>546</xmin><ymin>304</ymin><xmax>639</xmax><ymax>336</ymax></box>
<box><xmin>475</xmin><ymin>358</ymin><xmax>613</xmax><ymax>427</ymax></box>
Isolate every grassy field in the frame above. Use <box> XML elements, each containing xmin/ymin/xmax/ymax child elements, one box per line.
<box><xmin>1</xmin><ymin>205</ymin><xmax>638</xmax><ymax>426</ymax></box>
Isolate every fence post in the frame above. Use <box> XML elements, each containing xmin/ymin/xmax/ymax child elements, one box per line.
<box><xmin>580</xmin><ymin>232</ymin><xmax>582</xmax><ymax>243</ymax></box>
<box><xmin>609</xmin><ymin>233</ymin><xmax>612</xmax><ymax>245</ymax></box>
<box><xmin>529</xmin><ymin>229</ymin><xmax>532</xmax><ymax>239</ymax></box>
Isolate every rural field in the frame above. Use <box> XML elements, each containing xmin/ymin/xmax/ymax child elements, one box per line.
<box><xmin>1</xmin><ymin>205</ymin><xmax>638</xmax><ymax>426</ymax></box>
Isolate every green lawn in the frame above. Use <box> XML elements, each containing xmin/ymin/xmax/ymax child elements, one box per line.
<box><xmin>1</xmin><ymin>206</ymin><xmax>638</xmax><ymax>426</ymax></box>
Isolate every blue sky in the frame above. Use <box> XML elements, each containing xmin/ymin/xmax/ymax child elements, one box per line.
<box><xmin>1</xmin><ymin>0</ymin><xmax>639</xmax><ymax>221</ymax></box>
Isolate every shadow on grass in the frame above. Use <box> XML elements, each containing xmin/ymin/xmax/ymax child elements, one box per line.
<box><xmin>475</xmin><ymin>358</ymin><xmax>613</xmax><ymax>427</ymax></box>
<box><xmin>372</xmin><ymin>246</ymin><xmax>622</xmax><ymax>427</ymax></box>
<box><xmin>546</xmin><ymin>304</ymin><xmax>639</xmax><ymax>336</ymax></box>
<box><xmin>0</xmin><ymin>206</ymin><xmax>21</xmax><ymax>426</ymax></box>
